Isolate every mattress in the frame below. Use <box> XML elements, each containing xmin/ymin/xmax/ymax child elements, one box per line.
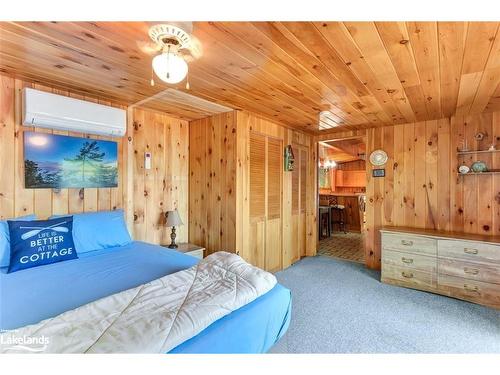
<box><xmin>0</xmin><ymin>241</ymin><xmax>291</xmax><ymax>353</ymax></box>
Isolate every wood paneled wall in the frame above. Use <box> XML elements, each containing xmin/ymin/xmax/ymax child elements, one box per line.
<box><xmin>189</xmin><ymin>111</ymin><xmax>237</xmax><ymax>254</ymax></box>
<box><xmin>236</xmin><ymin>111</ymin><xmax>317</xmax><ymax>269</ymax></box>
<box><xmin>365</xmin><ymin>111</ymin><xmax>500</xmax><ymax>269</ymax></box>
<box><xmin>189</xmin><ymin>110</ymin><xmax>317</xmax><ymax>270</ymax></box>
<box><xmin>0</xmin><ymin>75</ymin><xmax>128</xmax><ymax>220</ymax></box>
<box><xmin>0</xmin><ymin>74</ymin><xmax>189</xmax><ymax>246</ymax></box>
<box><xmin>131</xmin><ymin>107</ymin><xmax>189</xmax><ymax>244</ymax></box>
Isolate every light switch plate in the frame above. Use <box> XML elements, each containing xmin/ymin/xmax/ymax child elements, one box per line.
<box><xmin>145</xmin><ymin>152</ymin><xmax>152</xmax><ymax>170</ymax></box>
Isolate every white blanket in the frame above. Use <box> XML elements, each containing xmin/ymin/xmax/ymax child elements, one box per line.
<box><xmin>0</xmin><ymin>251</ymin><xmax>276</xmax><ymax>353</ymax></box>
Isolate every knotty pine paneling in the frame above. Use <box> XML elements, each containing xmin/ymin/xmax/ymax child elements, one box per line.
<box><xmin>0</xmin><ymin>74</ymin><xmax>128</xmax><ymax>221</ymax></box>
<box><xmin>189</xmin><ymin>110</ymin><xmax>317</xmax><ymax>271</ymax></box>
<box><xmin>131</xmin><ymin>107</ymin><xmax>189</xmax><ymax>244</ymax></box>
<box><xmin>0</xmin><ymin>74</ymin><xmax>189</xmax><ymax>246</ymax></box>
<box><xmin>237</xmin><ymin>111</ymin><xmax>317</xmax><ymax>269</ymax></box>
<box><xmin>189</xmin><ymin>111</ymin><xmax>238</xmax><ymax>256</ymax></box>
<box><xmin>364</xmin><ymin>111</ymin><xmax>500</xmax><ymax>269</ymax></box>
<box><xmin>3</xmin><ymin>22</ymin><xmax>500</xmax><ymax>134</ymax></box>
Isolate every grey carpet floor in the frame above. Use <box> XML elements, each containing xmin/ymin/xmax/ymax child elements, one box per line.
<box><xmin>270</xmin><ymin>256</ymin><xmax>500</xmax><ymax>353</ymax></box>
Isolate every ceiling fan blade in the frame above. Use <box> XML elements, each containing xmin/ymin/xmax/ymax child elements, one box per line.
<box><xmin>180</xmin><ymin>35</ymin><xmax>203</xmax><ymax>60</ymax></box>
<box><xmin>145</xmin><ymin>21</ymin><xmax>193</xmax><ymax>34</ymax></box>
<box><xmin>136</xmin><ymin>40</ymin><xmax>161</xmax><ymax>55</ymax></box>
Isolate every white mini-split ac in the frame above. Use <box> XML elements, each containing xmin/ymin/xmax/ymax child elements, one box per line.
<box><xmin>22</xmin><ymin>88</ymin><xmax>126</xmax><ymax>137</ymax></box>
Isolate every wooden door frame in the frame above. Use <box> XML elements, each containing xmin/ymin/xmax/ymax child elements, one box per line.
<box><xmin>314</xmin><ymin>135</ymin><xmax>368</xmax><ymax>267</ymax></box>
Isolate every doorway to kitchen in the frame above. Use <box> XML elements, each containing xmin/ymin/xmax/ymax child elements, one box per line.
<box><xmin>317</xmin><ymin>136</ymin><xmax>366</xmax><ymax>264</ymax></box>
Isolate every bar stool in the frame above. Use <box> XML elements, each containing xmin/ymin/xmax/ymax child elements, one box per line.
<box><xmin>318</xmin><ymin>206</ymin><xmax>331</xmax><ymax>239</ymax></box>
<box><xmin>329</xmin><ymin>197</ymin><xmax>347</xmax><ymax>233</ymax></box>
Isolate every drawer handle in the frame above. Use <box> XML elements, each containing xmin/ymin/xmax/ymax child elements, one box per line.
<box><xmin>401</xmin><ymin>240</ymin><xmax>413</xmax><ymax>246</ymax></box>
<box><xmin>463</xmin><ymin>284</ymin><xmax>479</xmax><ymax>293</ymax></box>
<box><xmin>464</xmin><ymin>248</ymin><xmax>478</xmax><ymax>255</ymax></box>
<box><xmin>401</xmin><ymin>271</ymin><xmax>414</xmax><ymax>279</ymax></box>
<box><xmin>401</xmin><ymin>257</ymin><xmax>414</xmax><ymax>264</ymax></box>
<box><xmin>463</xmin><ymin>267</ymin><xmax>479</xmax><ymax>275</ymax></box>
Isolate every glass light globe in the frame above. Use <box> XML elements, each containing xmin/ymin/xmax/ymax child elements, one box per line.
<box><xmin>152</xmin><ymin>52</ymin><xmax>188</xmax><ymax>84</ymax></box>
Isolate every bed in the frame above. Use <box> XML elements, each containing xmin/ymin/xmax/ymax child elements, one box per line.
<box><xmin>0</xmin><ymin>241</ymin><xmax>291</xmax><ymax>353</ymax></box>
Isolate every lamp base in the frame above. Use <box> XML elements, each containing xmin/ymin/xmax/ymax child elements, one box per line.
<box><xmin>168</xmin><ymin>226</ymin><xmax>178</xmax><ymax>249</ymax></box>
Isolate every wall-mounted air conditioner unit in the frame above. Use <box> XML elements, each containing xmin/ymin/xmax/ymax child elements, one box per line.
<box><xmin>22</xmin><ymin>88</ymin><xmax>126</xmax><ymax>137</ymax></box>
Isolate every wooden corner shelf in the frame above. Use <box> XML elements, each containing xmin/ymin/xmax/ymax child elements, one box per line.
<box><xmin>457</xmin><ymin>149</ymin><xmax>500</xmax><ymax>155</ymax></box>
<box><xmin>457</xmin><ymin>171</ymin><xmax>500</xmax><ymax>176</ymax></box>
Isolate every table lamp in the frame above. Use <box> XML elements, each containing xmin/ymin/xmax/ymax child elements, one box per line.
<box><xmin>165</xmin><ymin>210</ymin><xmax>183</xmax><ymax>248</ymax></box>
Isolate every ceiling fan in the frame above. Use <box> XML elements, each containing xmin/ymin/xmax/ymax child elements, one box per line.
<box><xmin>137</xmin><ymin>22</ymin><xmax>203</xmax><ymax>88</ymax></box>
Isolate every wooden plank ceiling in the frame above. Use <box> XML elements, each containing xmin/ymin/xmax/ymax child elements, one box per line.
<box><xmin>320</xmin><ymin>138</ymin><xmax>366</xmax><ymax>163</ymax></box>
<box><xmin>1</xmin><ymin>22</ymin><xmax>499</xmax><ymax>134</ymax></box>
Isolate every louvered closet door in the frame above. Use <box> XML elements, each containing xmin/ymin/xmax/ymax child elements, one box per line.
<box><xmin>291</xmin><ymin>147</ymin><xmax>301</xmax><ymax>263</ymax></box>
<box><xmin>249</xmin><ymin>132</ymin><xmax>283</xmax><ymax>272</ymax></box>
<box><xmin>291</xmin><ymin>145</ymin><xmax>309</xmax><ymax>262</ymax></box>
<box><xmin>249</xmin><ymin>132</ymin><xmax>266</xmax><ymax>269</ymax></box>
<box><xmin>265</xmin><ymin>137</ymin><xmax>283</xmax><ymax>272</ymax></box>
<box><xmin>299</xmin><ymin>148</ymin><xmax>308</xmax><ymax>257</ymax></box>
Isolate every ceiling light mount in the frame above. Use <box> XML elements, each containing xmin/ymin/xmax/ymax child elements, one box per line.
<box><xmin>149</xmin><ymin>24</ymin><xmax>191</xmax><ymax>50</ymax></box>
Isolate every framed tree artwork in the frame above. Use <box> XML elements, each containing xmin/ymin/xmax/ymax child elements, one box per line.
<box><xmin>24</xmin><ymin>131</ymin><xmax>118</xmax><ymax>189</ymax></box>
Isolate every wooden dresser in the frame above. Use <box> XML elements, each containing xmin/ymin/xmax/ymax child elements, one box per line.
<box><xmin>380</xmin><ymin>227</ymin><xmax>500</xmax><ymax>309</ymax></box>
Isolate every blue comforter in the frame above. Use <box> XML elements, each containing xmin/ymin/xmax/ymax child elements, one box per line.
<box><xmin>0</xmin><ymin>242</ymin><xmax>291</xmax><ymax>353</ymax></box>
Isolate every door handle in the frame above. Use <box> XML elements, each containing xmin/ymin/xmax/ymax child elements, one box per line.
<box><xmin>463</xmin><ymin>267</ymin><xmax>479</xmax><ymax>275</ymax></box>
<box><xmin>463</xmin><ymin>284</ymin><xmax>479</xmax><ymax>293</ymax></box>
<box><xmin>464</xmin><ymin>248</ymin><xmax>478</xmax><ymax>255</ymax></box>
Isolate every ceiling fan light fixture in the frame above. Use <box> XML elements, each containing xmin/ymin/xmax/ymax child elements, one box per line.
<box><xmin>152</xmin><ymin>51</ymin><xmax>188</xmax><ymax>84</ymax></box>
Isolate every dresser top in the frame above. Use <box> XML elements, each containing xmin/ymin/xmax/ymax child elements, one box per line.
<box><xmin>380</xmin><ymin>226</ymin><xmax>500</xmax><ymax>245</ymax></box>
<box><xmin>161</xmin><ymin>243</ymin><xmax>205</xmax><ymax>252</ymax></box>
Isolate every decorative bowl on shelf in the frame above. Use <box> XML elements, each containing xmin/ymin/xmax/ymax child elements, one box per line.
<box><xmin>471</xmin><ymin>161</ymin><xmax>488</xmax><ymax>173</ymax></box>
<box><xmin>458</xmin><ymin>164</ymin><xmax>470</xmax><ymax>174</ymax></box>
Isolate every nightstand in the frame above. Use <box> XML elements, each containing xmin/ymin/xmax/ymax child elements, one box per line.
<box><xmin>163</xmin><ymin>243</ymin><xmax>205</xmax><ymax>259</ymax></box>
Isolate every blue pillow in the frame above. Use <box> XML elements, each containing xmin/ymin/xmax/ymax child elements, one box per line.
<box><xmin>8</xmin><ymin>217</ymin><xmax>78</xmax><ymax>273</ymax></box>
<box><xmin>0</xmin><ymin>214</ymin><xmax>36</xmax><ymax>268</ymax></box>
<box><xmin>51</xmin><ymin>210</ymin><xmax>132</xmax><ymax>254</ymax></box>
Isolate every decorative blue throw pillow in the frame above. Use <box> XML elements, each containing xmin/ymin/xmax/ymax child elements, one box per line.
<box><xmin>7</xmin><ymin>217</ymin><xmax>78</xmax><ymax>273</ymax></box>
<box><xmin>0</xmin><ymin>214</ymin><xmax>36</xmax><ymax>268</ymax></box>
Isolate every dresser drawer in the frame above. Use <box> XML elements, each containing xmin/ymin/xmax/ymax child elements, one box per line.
<box><xmin>382</xmin><ymin>265</ymin><xmax>437</xmax><ymax>291</ymax></box>
<box><xmin>438</xmin><ymin>258</ymin><xmax>500</xmax><ymax>285</ymax></box>
<box><xmin>438</xmin><ymin>240</ymin><xmax>500</xmax><ymax>264</ymax></box>
<box><xmin>438</xmin><ymin>274</ymin><xmax>500</xmax><ymax>308</ymax></box>
<box><xmin>382</xmin><ymin>250</ymin><xmax>436</xmax><ymax>273</ymax></box>
<box><xmin>382</xmin><ymin>233</ymin><xmax>437</xmax><ymax>256</ymax></box>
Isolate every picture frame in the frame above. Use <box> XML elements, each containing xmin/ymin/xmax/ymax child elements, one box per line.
<box><xmin>24</xmin><ymin>131</ymin><xmax>118</xmax><ymax>189</ymax></box>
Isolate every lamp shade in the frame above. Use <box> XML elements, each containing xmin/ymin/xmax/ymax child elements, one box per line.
<box><xmin>152</xmin><ymin>52</ymin><xmax>188</xmax><ymax>84</ymax></box>
<box><xmin>165</xmin><ymin>210</ymin><xmax>183</xmax><ymax>227</ymax></box>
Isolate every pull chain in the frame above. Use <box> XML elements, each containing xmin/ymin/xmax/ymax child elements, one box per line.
<box><xmin>166</xmin><ymin>45</ymin><xmax>171</xmax><ymax>80</ymax></box>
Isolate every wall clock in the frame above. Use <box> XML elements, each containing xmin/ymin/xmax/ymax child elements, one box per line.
<box><xmin>369</xmin><ymin>149</ymin><xmax>388</xmax><ymax>166</ymax></box>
